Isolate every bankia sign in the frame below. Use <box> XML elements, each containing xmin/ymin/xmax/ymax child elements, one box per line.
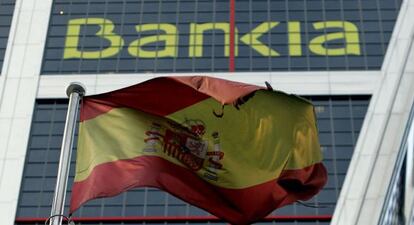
<box><xmin>42</xmin><ymin>0</ymin><xmax>402</xmax><ymax>74</ymax></box>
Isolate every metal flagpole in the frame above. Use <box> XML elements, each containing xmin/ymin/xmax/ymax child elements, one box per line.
<box><xmin>49</xmin><ymin>82</ymin><xmax>85</xmax><ymax>225</ymax></box>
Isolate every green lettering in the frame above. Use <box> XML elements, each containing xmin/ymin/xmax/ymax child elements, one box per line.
<box><xmin>309</xmin><ymin>21</ymin><xmax>361</xmax><ymax>56</ymax></box>
<box><xmin>288</xmin><ymin>21</ymin><xmax>302</xmax><ymax>56</ymax></box>
<box><xmin>240</xmin><ymin>22</ymin><xmax>280</xmax><ymax>56</ymax></box>
<box><xmin>63</xmin><ymin>18</ymin><xmax>124</xmax><ymax>59</ymax></box>
<box><xmin>128</xmin><ymin>24</ymin><xmax>178</xmax><ymax>58</ymax></box>
<box><xmin>189</xmin><ymin>23</ymin><xmax>237</xmax><ymax>57</ymax></box>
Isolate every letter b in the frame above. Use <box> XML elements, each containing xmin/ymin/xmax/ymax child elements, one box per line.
<box><xmin>63</xmin><ymin>18</ymin><xmax>124</xmax><ymax>59</ymax></box>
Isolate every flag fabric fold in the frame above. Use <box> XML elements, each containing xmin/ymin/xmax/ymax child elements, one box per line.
<box><xmin>70</xmin><ymin>76</ymin><xmax>327</xmax><ymax>225</ymax></box>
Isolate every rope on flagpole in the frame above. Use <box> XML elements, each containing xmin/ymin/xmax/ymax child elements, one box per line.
<box><xmin>45</xmin><ymin>215</ymin><xmax>74</xmax><ymax>225</ymax></box>
<box><xmin>296</xmin><ymin>200</ymin><xmax>334</xmax><ymax>208</ymax></box>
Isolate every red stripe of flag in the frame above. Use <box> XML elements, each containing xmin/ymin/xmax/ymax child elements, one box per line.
<box><xmin>71</xmin><ymin>155</ymin><xmax>327</xmax><ymax>225</ymax></box>
<box><xmin>80</xmin><ymin>77</ymin><xmax>210</xmax><ymax>121</ymax></box>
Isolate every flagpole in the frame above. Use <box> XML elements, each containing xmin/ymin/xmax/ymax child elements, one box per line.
<box><xmin>49</xmin><ymin>82</ymin><xmax>85</xmax><ymax>225</ymax></box>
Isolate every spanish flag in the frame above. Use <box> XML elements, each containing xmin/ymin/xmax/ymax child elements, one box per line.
<box><xmin>70</xmin><ymin>76</ymin><xmax>327</xmax><ymax>225</ymax></box>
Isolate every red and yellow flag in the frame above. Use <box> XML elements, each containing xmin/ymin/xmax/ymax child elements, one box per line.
<box><xmin>70</xmin><ymin>76</ymin><xmax>327</xmax><ymax>225</ymax></box>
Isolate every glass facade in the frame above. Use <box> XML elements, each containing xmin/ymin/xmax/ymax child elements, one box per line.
<box><xmin>42</xmin><ymin>0</ymin><xmax>402</xmax><ymax>74</ymax></box>
<box><xmin>379</xmin><ymin>158</ymin><xmax>405</xmax><ymax>225</ymax></box>
<box><xmin>15</xmin><ymin>96</ymin><xmax>370</xmax><ymax>224</ymax></box>
<box><xmin>379</xmin><ymin>103</ymin><xmax>414</xmax><ymax>225</ymax></box>
<box><xmin>0</xmin><ymin>0</ymin><xmax>15</xmax><ymax>74</ymax></box>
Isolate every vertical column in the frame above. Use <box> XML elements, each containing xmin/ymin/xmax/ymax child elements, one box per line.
<box><xmin>0</xmin><ymin>0</ymin><xmax>53</xmax><ymax>225</ymax></box>
<box><xmin>332</xmin><ymin>0</ymin><xmax>414</xmax><ymax>224</ymax></box>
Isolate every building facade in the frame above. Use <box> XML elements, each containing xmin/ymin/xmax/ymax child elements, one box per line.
<box><xmin>0</xmin><ymin>0</ymin><xmax>414</xmax><ymax>224</ymax></box>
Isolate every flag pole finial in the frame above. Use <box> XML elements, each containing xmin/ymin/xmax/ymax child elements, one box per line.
<box><xmin>66</xmin><ymin>82</ymin><xmax>86</xmax><ymax>97</ymax></box>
